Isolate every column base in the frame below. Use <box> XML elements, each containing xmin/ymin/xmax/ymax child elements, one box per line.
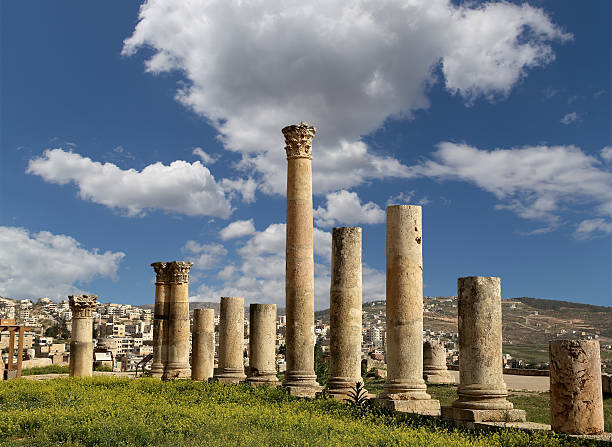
<box><xmin>163</xmin><ymin>363</ymin><xmax>191</xmax><ymax>380</ymax></box>
<box><xmin>423</xmin><ymin>371</ymin><xmax>455</xmax><ymax>385</ymax></box>
<box><xmin>374</xmin><ymin>396</ymin><xmax>441</xmax><ymax>415</ymax></box>
<box><xmin>283</xmin><ymin>371</ymin><xmax>322</xmax><ymax>397</ymax></box>
<box><xmin>150</xmin><ymin>364</ymin><xmax>164</xmax><ymax>379</ymax></box>
<box><xmin>246</xmin><ymin>375</ymin><xmax>280</xmax><ymax>387</ymax></box>
<box><xmin>442</xmin><ymin>406</ymin><xmax>526</xmax><ymax>423</ymax></box>
<box><xmin>326</xmin><ymin>377</ymin><xmax>366</xmax><ymax>401</ymax></box>
<box><xmin>214</xmin><ymin>367</ymin><xmax>247</xmax><ymax>384</ymax></box>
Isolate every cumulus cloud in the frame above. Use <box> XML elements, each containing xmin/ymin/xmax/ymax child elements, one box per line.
<box><xmin>560</xmin><ymin>112</ymin><xmax>580</xmax><ymax>125</ymax></box>
<box><xmin>27</xmin><ymin>148</ymin><xmax>234</xmax><ymax>218</ymax></box>
<box><xmin>0</xmin><ymin>226</ymin><xmax>124</xmax><ymax>299</ymax></box>
<box><xmin>414</xmin><ymin>142</ymin><xmax>612</xmax><ymax>234</ymax></box>
<box><xmin>219</xmin><ymin>219</ymin><xmax>256</xmax><ymax>240</ymax></box>
<box><xmin>600</xmin><ymin>146</ymin><xmax>612</xmax><ymax>163</ymax></box>
<box><xmin>182</xmin><ymin>241</ymin><xmax>228</xmax><ymax>269</ymax></box>
<box><xmin>123</xmin><ymin>0</ymin><xmax>569</xmax><ymax>194</ymax></box>
<box><xmin>221</xmin><ymin>177</ymin><xmax>257</xmax><ymax>203</ymax></box>
<box><xmin>314</xmin><ymin>190</ymin><xmax>385</xmax><ymax>227</ymax></box>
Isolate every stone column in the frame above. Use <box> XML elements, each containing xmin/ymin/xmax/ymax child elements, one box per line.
<box><xmin>423</xmin><ymin>340</ymin><xmax>454</xmax><ymax>384</ymax></box>
<box><xmin>442</xmin><ymin>276</ymin><xmax>525</xmax><ymax>423</ymax></box>
<box><xmin>214</xmin><ymin>297</ymin><xmax>246</xmax><ymax>383</ymax></box>
<box><xmin>282</xmin><ymin>122</ymin><xmax>321</xmax><ymax>397</ymax></box>
<box><xmin>376</xmin><ymin>205</ymin><xmax>439</xmax><ymax>415</ymax></box>
<box><xmin>69</xmin><ymin>294</ymin><xmax>97</xmax><ymax>377</ymax></box>
<box><xmin>151</xmin><ymin>262</ymin><xmax>170</xmax><ymax>378</ymax></box>
<box><xmin>247</xmin><ymin>303</ymin><xmax>279</xmax><ymax>386</ymax></box>
<box><xmin>191</xmin><ymin>308</ymin><xmax>215</xmax><ymax>381</ymax></box>
<box><xmin>549</xmin><ymin>339</ymin><xmax>604</xmax><ymax>435</ymax></box>
<box><xmin>164</xmin><ymin>261</ymin><xmax>193</xmax><ymax>379</ymax></box>
<box><xmin>326</xmin><ymin>227</ymin><xmax>363</xmax><ymax>400</ymax></box>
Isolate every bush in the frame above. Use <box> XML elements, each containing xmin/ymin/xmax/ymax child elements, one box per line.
<box><xmin>20</xmin><ymin>365</ymin><xmax>69</xmax><ymax>376</ymax></box>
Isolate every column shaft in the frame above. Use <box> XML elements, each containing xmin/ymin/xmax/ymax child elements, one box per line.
<box><xmin>164</xmin><ymin>261</ymin><xmax>193</xmax><ymax>379</ymax></box>
<box><xmin>69</xmin><ymin>294</ymin><xmax>97</xmax><ymax>377</ymax></box>
<box><xmin>151</xmin><ymin>262</ymin><xmax>170</xmax><ymax>378</ymax></box>
<box><xmin>192</xmin><ymin>308</ymin><xmax>215</xmax><ymax>381</ymax></box>
<box><xmin>423</xmin><ymin>340</ymin><xmax>454</xmax><ymax>384</ymax></box>
<box><xmin>215</xmin><ymin>297</ymin><xmax>246</xmax><ymax>383</ymax></box>
<box><xmin>247</xmin><ymin>303</ymin><xmax>279</xmax><ymax>386</ymax></box>
<box><xmin>326</xmin><ymin>227</ymin><xmax>363</xmax><ymax>399</ymax></box>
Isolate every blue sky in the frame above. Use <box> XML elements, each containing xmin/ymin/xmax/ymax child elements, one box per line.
<box><xmin>1</xmin><ymin>0</ymin><xmax>610</xmax><ymax>309</ymax></box>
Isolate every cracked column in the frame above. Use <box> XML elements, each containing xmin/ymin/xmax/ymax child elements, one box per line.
<box><xmin>215</xmin><ymin>297</ymin><xmax>246</xmax><ymax>384</ymax></box>
<box><xmin>282</xmin><ymin>122</ymin><xmax>321</xmax><ymax>397</ymax></box>
<box><xmin>247</xmin><ymin>303</ymin><xmax>279</xmax><ymax>386</ymax></box>
<box><xmin>376</xmin><ymin>205</ymin><xmax>439</xmax><ymax>415</ymax></box>
<box><xmin>69</xmin><ymin>294</ymin><xmax>97</xmax><ymax>377</ymax></box>
<box><xmin>423</xmin><ymin>340</ymin><xmax>454</xmax><ymax>384</ymax></box>
<box><xmin>151</xmin><ymin>262</ymin><xmax>170</xmax><ymax>378</ymax></box>
<box><xmin>549</xmin><ymin>339</ymin><xmax>604</xmax><ymax>435</ymax></box>
<box><xmin>326</xmin><ymin>227</ymin><xmax>363</xmax><ymax>400</ymax></box>
<box><xmin>192</xmin><ymin>308</ymin><xmax>215</xmax><ymax>381</ymax></box>
<box><xmin>442</xmin><ymin>276</ymin><xmax>525</xmax><ymax>423</ymax></box>
<box><xmin>164</xmin><ymin>261</ymin><xmax>193</xmax><ymax>379</ymax></box>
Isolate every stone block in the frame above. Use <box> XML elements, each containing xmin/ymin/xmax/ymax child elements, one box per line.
<box><xmin>374</xmin><ymin>397</ymin><xmax>441</xmax><ymax>416</ymax></box>
<box><xmin>441</xmin><ymin>406</ymin><xmax>526</xmax><ymax>423</ymax></box>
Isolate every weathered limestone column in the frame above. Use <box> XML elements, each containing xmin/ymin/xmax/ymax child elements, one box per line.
<box><xmin>442</xmin><ymin>276</ymin><xmax>525</xmax><ymax>423</ymax></box>
<box><xmin>376</xmin><ymin>205</ymin><xmax>440</xmax><ymax>415</ymax></box>
<box><xmin>326</xmin><ymin>227</ymin><xmax>363</xmax><ymax>400</ymax></box>
<box><xmin>423</xmin><ymin>340</ymin><xmax>454</xmax><ymax>384</ymax></box>
<box><xmin>151</xmin><ymin>262</ymin><xmax>170</xmax><ymax>378</ymax></box>
<box><xmin>192</xmin><ymin>308</ymin><xmax>215</xmax><ymax>381</ymax></box>
<box><xmin>247</xmin><ymin>303</ymin><xmax>279</xmax><ymax>386</ymax></box>
<box><xmin>164</xmin><ymin>261</ymin><xmax>193</xmax><ymax>379</ymax></box>
<box><xmin>214</xmin><ymin>297</ymin><xmax>246</xmax><ymax>383</ymax></box>
<box><xmin>69</xmin><ymin>294</ymin><xmax>97</xmax><ymax>377</ymax></box>
<box><xmin>549</xmin><ymin>339</ymin><xmax>604</xmax><ymax>435</ymax></box>
<box><xmin>282</xmin><ymin>122</ymin><xmax>321</xmax><ymax>397</ymax></box>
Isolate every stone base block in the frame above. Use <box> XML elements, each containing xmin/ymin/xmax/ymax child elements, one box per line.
<box><xmin>246</xmin><ymin>377</ymin><xmax>280</xmax><ymax>387</ymax></box>
<box><xmin>424</xmin><ymin>372</ymin><xmax>455</xmax><ymax>385</ymax></box>
<box><xmin>284</xmin><ymin>384</ymin><xmax>324</xmax><ymax>398</ymax></box>
<box><xmin>374</xmin><ymin>397</ymin><xmax>441</xmax><ymax>416</ymax></box>
<box><xmin>163</xmin><ymin>369</ymin><xmax>191</xmax><ymax>380</ymax></box>
<box><xmin>215</xmin><ymin>374</ymin><xmax>246</xmax><ymax>384</ymax></box>
<box><xmin>442</xmin><ymin>406</ymin><xmax>526</xmax><ymax>423</ymax></box>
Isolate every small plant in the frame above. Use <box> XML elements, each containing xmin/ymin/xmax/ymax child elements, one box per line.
<box><xmin>345</xmin><ymin>381</ymin><xmax>368</xmax><ymax>406</ymax></box>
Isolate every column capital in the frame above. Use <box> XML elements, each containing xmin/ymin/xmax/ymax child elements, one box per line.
<box><xmin>151</xmin><ymin>261</ymin><xmax>170</xmax><ymax>284</ymax></box>
<box><xmin>69</xmin><ymin>294</ymin><xmax>98</xmax><ymax>318</ymax></box>
<box><xmin>168</xmin><ymin>261</ymin><xmax>194</xmax><ymax>284</ymax></box>
<box><xmin>282</xmin><ymin>122</ymin><xmax>316</xmax><ymax>160</ymax></box>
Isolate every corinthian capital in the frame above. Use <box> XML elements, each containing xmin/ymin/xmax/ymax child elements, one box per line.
<box><xmin>282</xmin><ymin>122</ymin><xmax>316</xmax><ymax>160</ymax></box>
<box><xmin>69</xmin><ymin>294</ymin><xmax>98</xmax><ymax>318</ymax></box>
<box><xmin>168</xmin><ymin>261</ymin><xmax>194</xmax><ymax>284</ymax></box>
<box><xmin>151</xmin><ymin>262</ymin><xmax>170</xmax><ymax>284</ymax></box>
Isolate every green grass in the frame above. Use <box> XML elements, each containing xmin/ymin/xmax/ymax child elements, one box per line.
<box><xmin>20</xmin><ymin>365</ymin><xmax>69</xmax><ymax>376</ymax></box>
<box><xmin>0</xmin><ymin>377</ymin><xmax>595</xmax><ymax>447</ymax></box>
<box><xmin>503</xmin><ymin>344</ymin><xmax>550</xmax><ymax>365</ymax></box>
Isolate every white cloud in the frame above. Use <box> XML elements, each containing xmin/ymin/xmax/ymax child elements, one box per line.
<box><xmin>27</xmin><ymin>148</ymin><xmax>233</xmax><ymax>218</ymax></box>
<box><xmin>560</xmin><ymin>112</ymin><xmax>580</xmax><ymax>125</ymax></box>
<box><xmin>221</xmin><ymin>177</ymin><xmax>257</xmax><ymax>203</ymax></box>
<box><xmin>219</xmin><ymin>219</ymin><xmax>256</xmax><ymax>240</ymax></box>
<box><xmin>575</xmin><ymin>219</ymin><xmax>612</xmax><ymax>239</ymax></box>
<box><xmin>601</xmin><ymin>146</ymin><xmax>612</xmax><ymax>163</ymax></box>
<box><xmin>415</xmin><ymin>142</ymin><xmax>612</xmax><ymax>234</ymax></box>
<box><xmin>192</xmin><ymin>147</ymin><xmax>218</xmax><ymax>164</ymax></box>
<box><xmin>314</xmin><ymin>190</ymin><xmax>385</xmax><ymax>227</ymax></box>
<box><xmin>182</xmin><ymin>241</ymin><xmax>227</xmax><ymax>270</ymax></box>
<box><xmin>0</xmin><ymin>226</ymin><xmax>124</xmax><ymax>300</ymax></box>
<box><xmin>123</xmin><ymin>0</ymin><xmax>569</xmax><ymax>194</ymax></box>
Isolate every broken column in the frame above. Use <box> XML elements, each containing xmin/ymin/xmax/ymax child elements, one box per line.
<box><xmin>192</xmin><ymin>308</ymin><xmax>215</xmax><ymax>381</ymax></box>
<box><xmin>69</xmin><ymin>294</ymin><xmax>97</xmax><ymax>377</ymax></box>
<box><xmin>376</xmin><ymin>205</ymin><xmax>440</xmax><ymax>415</ymax></box>
<box><xmin>164</xmin><ymin>261</ymin><xmax>193</xmax><ymax>379</ymax></box>
<box><xmin>214</xmin><ymin>297</ymin><xmax>246</xmax><ymax>384</ymax></box>
<box><xmin>442</xmin><ymin>276</ymin><xmax>525</xmax><ymax>423</ymax></box>
<box><xmin>247</xmin><ymin>303</ymin><xmax>279</xmax><ymax>386</ymax></box>
<box><xmin>282</xmin><ymin>122</ymin><xmax>321</xmax><ymax>397</ymax></box>
<box><xmin>326</xmin><ymin>227</ymin><xmax>363</xmax><ymax>399</ymax></box>
<box><xmin>549</xmin><ymin>339</ymin><xmax>604</xmax><ymax>435</ymax></box>
<box><xmin>151</xmin><ymin>262</ymin><xmax>170</xmax><ymax>378</ymax></box>
<box><xmin>423</xmin><ymin>340</ymin><xmax>454</xmax><ymax>384</ymax></box>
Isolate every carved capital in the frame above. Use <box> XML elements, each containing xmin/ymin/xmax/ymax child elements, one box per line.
<box><xmin>151</xmin><ymin>261</ymin><xmax>170</xmax><ymax>284</ymax></box>
<box><xmin>69</xmin><ymin>294</ymin><xmax>98</xmax><ymax>318</ymax></box>
<box><xmin>168</xmin><ymin>261</ymin><xmax>194</xmax><ymax>284</ymax></box>
<box><xmin>282</xmin><ymin>122</ymin><xmax>316</xmax><ymax>160</ymax></box>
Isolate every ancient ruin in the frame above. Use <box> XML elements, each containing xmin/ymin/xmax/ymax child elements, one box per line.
<box><xmin>442</xmin><ymin>276</ymin><xmax>525</xmax><ymax>423</ymax></box>
<box><xmin>375</xmin><ymin>205</ymin><xmax>440</xmax><ymax>415</ymax></box>
<box><xmin>549</xmin><ymin>339</ymin><xmax>604</xmax><ymax>435</ymax></box>
<box><xmin>282</xmin><ymin>122</ymin><xmax>321</xmax><ymax>397</ymax></box>
<box><xmin>191</xmin><ymin>308</ymin><xmax>215</xmax><ymax>381</ymax></box>
<box><xmin>247</xmin><ymin>303</ymin><xmax>279</xmax><ymax>386</ymax></box>
<box><xmin>214</xmin><ymin>297</ymin><xmax>246</xmax><ymax>384</ymax></box>
<box><xmin>151</xmin><ymin>262</ymin><xmax>170</xmax><ymax>378</ymax></box>
<box><xmin>69</xmin><ymin>294</ymin><xmax>97</xmax><ymax>377</ymax></box>
<box><xmin>423</xmin><ymin>340</ymin><xmax>454</xmax><ymax>385</ymax></box>
<box><xmin>326</xmin><ymin>227</ymin><xmax>363</xmax><ymax>400</ymax></box>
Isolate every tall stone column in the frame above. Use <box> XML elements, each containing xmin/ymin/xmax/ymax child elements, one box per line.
<box><xmin>376</xmin><ymin>205</ymin><xmax>439</xmax><ymax>415</ymax></box>
<box><xmin>442</xmin><ymin>276</ymin><xmax>525</xmax><ymax>423</ymax></box>
<box><xmin>191</xmin><ymin>308</ymin><xmax>215</xmax><ymax>381</ymax></box>
<box><xmin>423</xmin><ymin>340</ymin><xmax>454</xmax><ymax>384</ymax></box>
<box><xmin>151</xmin><ymin>262</ymin><xmax>170</xmax><ymax>378</ymax></box>
<box><xmin>247</xmin><ymin>303</ymin><xmax>279</xmax><ymax>386</ymax></box>
<box><xmin>164</xmin><ymin>261</ymin><xmax>193</xmax><ymax>379</ymax></box>
<box><xmin>326</xmin><ymin>227</ymin><xmax>363</xmax><ymax>399</ymax></box>
<box><xmin>549</xmin><ymin>339</ymin><xmax>604</xmax><ymax>435</ymax></box>
<box><xmin>282</xmin><ymin>122</ymin><xmax>321</xmax><ymax>397</ymax></box>
<box><xmin>69</xmin><ymin>294</ymin><xmax>97</xmax><ymax>377</ymax></box>
<box><xmin>214</xmin><ymin>297</ymin><xmax>246</xmax><ymax>384</ymax></box>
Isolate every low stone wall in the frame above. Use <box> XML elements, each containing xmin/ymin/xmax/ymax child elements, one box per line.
<box><xmin>602</xmin><ymin>373</ymin><xmax>611</xmax><ymax>396</ymax></box>
<box><xmin>22</xmin><ymin>358</ymin><xmax>53</xmax><ymax>369</ymax></box>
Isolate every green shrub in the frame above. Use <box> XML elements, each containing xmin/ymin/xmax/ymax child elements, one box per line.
<box><xmin>20</xmin><ymin>365</ymin><xmax>69</xmax><ymax>376</ymax></box>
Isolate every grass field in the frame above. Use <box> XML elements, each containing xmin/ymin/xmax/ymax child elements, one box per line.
<box><xmin>0</xmin><ymin>377</ymin><xmax>602</xmax><ymax>447</ymax></box>
<box><xmin>20</xmin><ymin>365</ymin><xmax>69</xmax><ymax>376</ymax></box>
<box><xmin>503</xmin><ymin>344</ymin><xmax>550</xmax><ymax>365</ymax></box>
